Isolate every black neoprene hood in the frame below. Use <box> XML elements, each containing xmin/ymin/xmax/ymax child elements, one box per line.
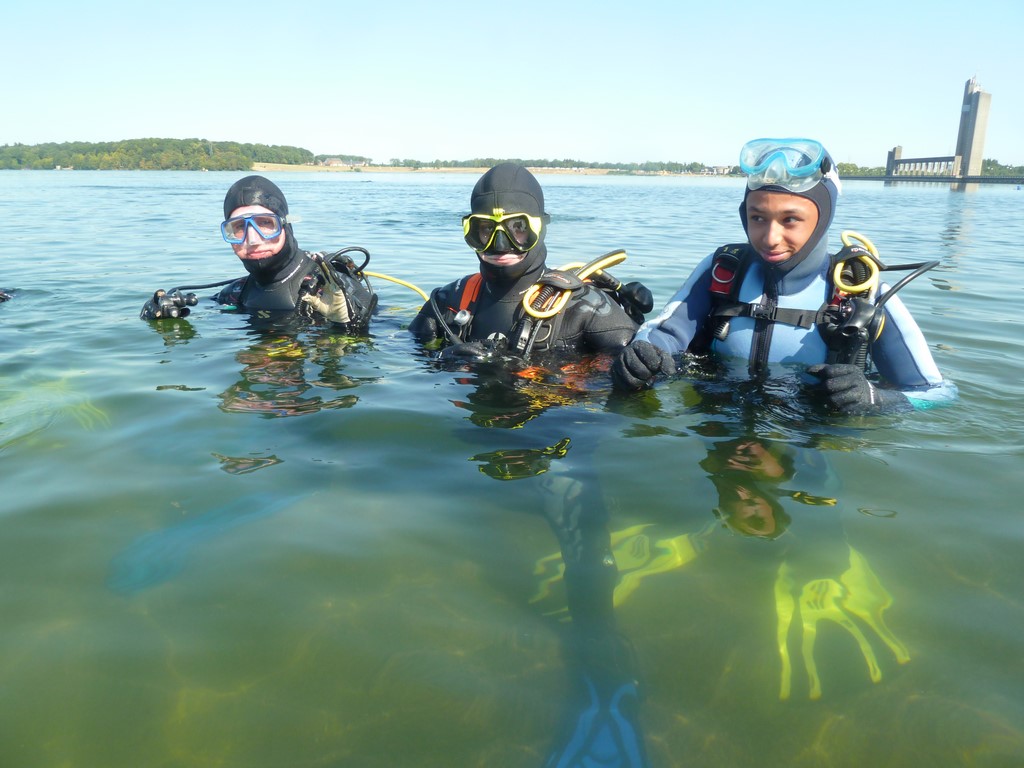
<box><xmin>470</xmin><ymin>163</ymin><xmax>546</xmax><ymax>217</ymax></box>
<box><xmin>223</xmin><ymin>175</ymin><xmax>290</xmax><ymax>219</ymax></box>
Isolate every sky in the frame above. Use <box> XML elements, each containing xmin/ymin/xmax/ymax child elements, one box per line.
<box><xmin>4</xmin><ymin>0</ymin><xmax>1022</xmax><ymax>168</ymax></box>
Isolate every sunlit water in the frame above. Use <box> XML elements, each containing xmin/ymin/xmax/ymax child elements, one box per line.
<box><xmin>2</xmin><ymin>170</ymin><xmax>1022</xmax><ymax>767</ymax></box>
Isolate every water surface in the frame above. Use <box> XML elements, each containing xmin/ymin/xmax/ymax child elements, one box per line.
<box><xmin>1</xmin><ymin>170</ymin><xmax>1022</xmax><ymax>767</ymax></box>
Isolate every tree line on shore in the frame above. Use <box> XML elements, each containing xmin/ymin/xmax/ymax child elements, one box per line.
<box><xmin>2</xmin><ymin>139</ymin><xmax>1021</xmax><ymax>177</ymax></box>
<box><xmin>0</xmin><ymin>139</ymin><xmax>313</xmax><ymax>170</ymax></box>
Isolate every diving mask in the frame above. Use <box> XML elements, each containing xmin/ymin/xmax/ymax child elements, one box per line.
<box><xmin>221</xmin><ymin>212</ymin><xmax>287</xmax><ymax>244</ymax></box>
<box><xmin>463</xmin><ymin>210</ymin><xmax>545</xmax><ymax>253</ymax></box>
<box><xmin>740</xmin><ymin>138</ymin><xmax>835</xmax><ymax>194</ymax></box>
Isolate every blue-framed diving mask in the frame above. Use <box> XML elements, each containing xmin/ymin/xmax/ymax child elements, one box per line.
<box><xmin>740</xmin><ymin>138</ymin><xmax>835</xmax><ymax>194</ymax></box>
<box><xmin>221</xmin><ymin>212</ymin><xmax>288</xmax><ymax>244</ymax></box>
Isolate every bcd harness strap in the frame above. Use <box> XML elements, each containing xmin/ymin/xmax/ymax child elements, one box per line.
<box><xmin>456</xmin><ymin>272</ymin><xmax>482</xmax><ymax>313</ymax></box>
<box><xmin>442</xmin><ymin>250</ymin><xmax>638</xmax><ymax>358</ymax></box>
<box><xmin>689</xmin><ymin>243</ymin><xmax>860</xmax><ymax>371</ymax></box>
<box><xmin>508</xmin><ymin>269</ymin><xmax>584</xmax><ymax>356</ymax></box>
<box><xmin>434</xmin><ymin>272</ymin><xmax>484</xmax><ymax>343</ymax></box>
<box><xmin>691</xmin><ymin>237</ymin><xmax>939</xmax><ymax>373</ymax></box>
<box><xmin>444</xmin><ymin>268</ymin><xmax>582</xmax><ymax>353</ymax></box>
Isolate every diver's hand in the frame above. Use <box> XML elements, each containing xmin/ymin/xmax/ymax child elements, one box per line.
<box><xmin>618</xmin><ymin>281</ymin><xmax>654</xmax><ymax>316</ymax></box>
<box><xmin>611</xmin><ymin>340</ymin><xmax>675</xmax><ymax>391</ymax></box>
<box><xmin>301</xmin><ymin>260</ymin><xmax>351</xmax><ymax>324</ymax></box>
<box><xmin>140</xmin><ymin>289</ymin><xmax>197</xmax><ymax>321</ymax></box>
<box><xmin>437</xmin><ymin>340</ymin><xmax>494</xmax><ymax>362</ymax></box>
<box><xmin>806</xmin><ymin>363</ymin><xmax>910</xmax><ymax>415</ymax></box>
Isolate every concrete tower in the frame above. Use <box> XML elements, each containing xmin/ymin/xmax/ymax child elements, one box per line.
<box><xmin>954</xmin><ymin>77</ymin><xmax>991</xmax><ymax>177</ymax></box>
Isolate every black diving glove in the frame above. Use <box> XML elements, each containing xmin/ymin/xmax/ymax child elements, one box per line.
<box><xmin>140</xmin><ymin>289</ymin><xmax>197</xmax><ymax>321</ymax></box>
<box><xmin>806</xmin><ymin>364</ymin><xmax>912</xmax><ymax>415</ymax></box>
<box><xmin>617</xmin><ymin>281</ymin><xmax>655</xmax><ymax>324</ymax></box>
<box><xmin>611</xmin><ymin>340</ymin><xmax>676</xmax><ymax>391</ymax></box>
<box><xmin>436</xmin><ymin>340</ymin><xmax>498</xmax><ymax>363</ymax></box>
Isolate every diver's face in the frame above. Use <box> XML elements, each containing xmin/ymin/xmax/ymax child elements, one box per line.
<box><xmin>725</xmin><ymin>485</ymin><xmax>778</xmax><ymax>537</ymax></box>
<box><xmin>745</xmin><ymin>190</ymin><xmax>818</xmax><ymax>266</ymax></box>
<box><xmin>228</xmin><ymin>204</ymin><xmax>286</xmax><ymax>262</ymax></box>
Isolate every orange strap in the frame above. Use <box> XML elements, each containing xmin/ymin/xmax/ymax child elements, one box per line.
<box><xmin>456</xmin><ymin>273</ymin><xmax>482</xmax><ymax>312</ymax></box>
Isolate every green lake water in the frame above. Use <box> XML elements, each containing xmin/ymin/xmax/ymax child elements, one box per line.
<box><xmin>1</xmin><ymin>170</ymin><xmax>1022</xmax><ymax>767</ymax></box>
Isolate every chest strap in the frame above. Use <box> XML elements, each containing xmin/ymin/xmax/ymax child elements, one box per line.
<box><xmin>714</xmin><ymin>301</ymin><xmax>825</xmax><ymax>329</ymax></box>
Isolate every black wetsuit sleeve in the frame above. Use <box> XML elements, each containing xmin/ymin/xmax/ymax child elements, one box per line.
<box><xmin>575</xmin><ymin>287</ymin><xmax>640</xmax><ymax>354</ymax></box>
<box><xmin>409</xmin><ymin>282</ymin><xmax>459</xmax><ymax>344</ymax></box>
<box><xmin>214</xmin><ymin>277</ymin><xmax>247</xmax><ymax>307</ymax></box>
<box><xmin>409</xmin><ymin>298</ymin><xmax>441</xmax><ymax>342</ymax></box>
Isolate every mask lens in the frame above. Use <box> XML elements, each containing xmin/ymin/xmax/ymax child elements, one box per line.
<box><xmin>472</xmin><ymin>219</ymin><xmax>497</xmax><ymax>250</ymax></box>
<box><xmin>221</xmin><ymin>218</ymin><xmax>247</xmax><ymax>243</ymax></box>
<box><xmin>503</xmin><ymin>215</ymin><xmax>534</xmax><ymax>247</ymax></box>
<box><xmin>252</xmin><ymin>214</ymin><xmax>283</xmax><ymax>237</ymax></box>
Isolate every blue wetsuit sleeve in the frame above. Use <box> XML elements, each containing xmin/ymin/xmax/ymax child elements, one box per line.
<box><xmin>871</xmin><ymin>290</ymin><xmax>957</xmax><ymax>407</ymax></box>
<box><xmin>634</xmin><ymin>254</ymin><xmax>715</xmax><ymax>355</ymax></box>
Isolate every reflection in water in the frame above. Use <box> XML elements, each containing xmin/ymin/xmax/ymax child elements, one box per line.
<box><xmin>698</xmin><ymin>438</ymin><xmax>909</xmax><ymax>699</ymax></box>
<box><xmin>449</xmin><ymin>360</ymin><xmax>648</xmax><ymax>766</ymax></box>
<box><xmin>664</xmin><ymin>429</ymin><xmax>909</xmax><ymax>702</ymax></box>
<box><xmin>146</xmin><ymin>316</ymin><xmax>197</xmax><ymax>347</ymax></box>
<box><xmin>107</xmin><ymin>492</ymin><xmax>301</xmax><ymax>596</ymax></box>
<box><xmin>212</xmin><ymin>451</ymin><xmax>283</xmax><ymax>475</ymax></box>
<box><xmin>470</xmin><ymin>437</ymin><xmax>571</xmax><ymax>481</ymax></box>
<box><xmin>219</xmin><ymin>330</ymin><xmax>367</xmax><ymax>418</ymax></box>
<box><xmin>450</xmin><ymin>360</ymin><xmax>915</xmax><ymax>759</ymax></box>
<box><xmin>108</xmin><ymin>318</ymin><xmax>377</xmax><ymax>597</ymax></box>
<box><xmin>584</xmin><ymin>361</ymin><xmax>914</xmax><ymax>713</ymax></box>
<box><xmin>448</xmin><ymin>356</ymin><xmax>607</xmax><ymax>430</ymax></box>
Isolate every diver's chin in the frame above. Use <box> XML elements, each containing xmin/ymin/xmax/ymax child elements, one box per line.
<box><xmin>479</xmin><ymin>250</ymin><xmax>526</xmax><ymax>268</ymax></box>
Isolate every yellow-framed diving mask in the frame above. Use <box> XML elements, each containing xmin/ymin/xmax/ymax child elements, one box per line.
<box><xmin>462</xmin><ymin>209</ymin><xmax>545</xmax><ymax>253</ymax></box>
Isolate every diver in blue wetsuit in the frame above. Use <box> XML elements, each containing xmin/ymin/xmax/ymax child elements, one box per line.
<box><xmin>140</xmin><ymin>175</ymin><xmax>376</xmax><ymax>330</ymax></box>
<box><xmin>612</xmin><ymin>138</ymin><xmax>957</xmax><ymax>415</ymax></box>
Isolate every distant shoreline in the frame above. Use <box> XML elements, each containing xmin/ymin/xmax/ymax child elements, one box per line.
<box><xmin>251</xmin><ymin>162</ymin><xmax>618</xmax><ymax>175</ymax></box>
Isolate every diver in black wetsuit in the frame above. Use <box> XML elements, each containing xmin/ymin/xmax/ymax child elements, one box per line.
<box><xmin>413</xmin><ymin>164</ymin><xmax>650</xmax><ymax>765</ymax></box>
<box><xmin>409</xmin><ymin>163</ymin><xmax>647</xmax><ymax>361</ymax></box>
<box><xmin>140</xmin><ymin>175</ymin><xmax>376</xmax><ymax>331</ymax></box>
<box><xmin>0</xmin><ymin>290</ymin><xmax>11</xmax><ymax>303</ymax></box>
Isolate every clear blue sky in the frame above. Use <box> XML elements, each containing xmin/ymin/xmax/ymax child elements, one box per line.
<box><xmin>5</xmin><ymin>0</ymin><xmax>1022</xmax><ymax>167</ymax></box>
